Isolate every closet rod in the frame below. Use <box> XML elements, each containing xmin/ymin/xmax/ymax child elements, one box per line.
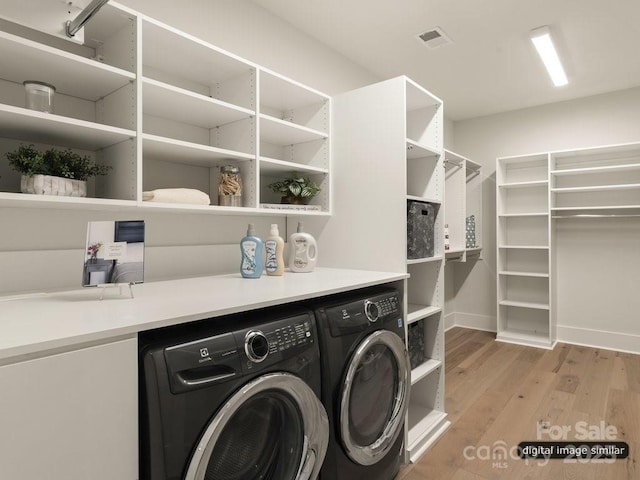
<box><xmin>552</xmin><ymin>214</ymin><xmax>640</xmax><ymax>219</ymax></box>
<box><xmin>444</xmin><ymin>159</ymin><xmax>463</xmax><ymax>168</ymax></box>
<box><xmin>66</xmin><ymin>0</ymin><xmax>110</xmax><ymax>37</ymax></box>
<box><xmin>466</xmin><ymin>170</ymin><xmax>481</xmax><ymax>181</ymax></box>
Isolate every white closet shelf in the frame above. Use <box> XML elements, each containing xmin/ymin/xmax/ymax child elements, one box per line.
<box><xmin>259</xmin><ymin>157</ymin><xmax>328</xmax><ymax>175</ymax></box>
<box><xmin>406</xmin><ymin>195</ymin><xmax>441</xmax><ymax>204</ymax></box>
<box><xmin>551</xmin><ymin>162</ymin><xmax>640</xmax><ymax>176</ymax></box>
<box><xmin>0</xmin><ymin>192</ymin><xmax>138</xmax><ymax>210</ymax></box>
<box><xmin>142</xmin><ymin>134</ymin><xmax>253</xmax><ymax>167</ymax></box>
<box><xmin>142</xmin><ymin>17</ymin><xmax>253</xmax><ymax>86</ymax></box>
<box><xmin>407</xmin><ymin>409</ymin><xmax>449</xmax><ymax>458</ymax></box>
<box><xmin>498</xmin><ymin>245</ymin><xmax>549</xmax><ymax>250</ymax></box>
<box><xmin>551</xmin><ymin>183</ymin><xmax>640</xmax><ymax>193</ymax></box>
<box><xmin>407</xmin><ymin>256</ymin><xmax>444</xmax><ymax>265</ymax></box>
<box><xmin>498</xmin><ymin>180</ymin><xmax>548</xmax><ymax>188</ymax></box>
<box><xmin>259</xmin><ymin>114</ymin><xmax>328</xmax><ymax>145</ymax></box>
<box><xmin>407</xmin><ymin>304</ymin><xmax>442</xmax><ymax>324</ymax></box>
<box><xmin>496</xmin><ymin>329</ymin><xmax>554</xmax><ymax>349</ymax></box>
<box><xmin>260</xmin><ymin>68</ymin><xmax>329</xmax><ymax>112</ymax></box>
<box><xmin>551</xmin><ymin>205</ymin><xmax>640</xmax><ymax>212</ymax></box>
<box><xmin>498</xmin><ymin>212</ymin><xmax>548</xmax><ymax>217</ymax></box>
<box><xmin>0</xmin><ymin>30</ymin><xmax>135</xmax><ymax>101</ymax></box>
<box><xmin>466</xmin><ymin>159</ymin><xmax>481</xmax><ymax>172</ymax></box>
<box><xmin>411</xmin><ymin>359</ymin><xmax>442</xmax><ymax>385</ymax></box>
<box><xmin>406</xmin><ymin>76</ymin><xmax>442</xmax><ymax>111</ymax></box>
<box><xmin>499</xmin><ymin>271</ymin><xmax>549</xmax><ymax>278</ymax></box>
<box><xmin>406</xmin><ymin>139</ymin><xmax>440</xmax><ymax>159</ymax></box>
<box><xmin>499</xmin><ymin>300</ymin><xmax>550</xmax><ymax>310</ymax></box>
<box><xmin>0</xmin><ymin>104</ymin><xmax>136</xmax><ymax>150</ymax></box>
<box><xmin>466</xmin><ymin>247</ymin><xmax>482</xmax><ymax>253</ymax></box>
<box><xmin>142</xmin><ymin>77</ymin><xmax>254</xmax><ymax>128</ymax></box>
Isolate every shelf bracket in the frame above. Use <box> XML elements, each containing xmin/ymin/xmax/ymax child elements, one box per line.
<box><xmin>66</xmin><ymin>0</ymin><xmax>110</xmax><ymax>38</ymax></box>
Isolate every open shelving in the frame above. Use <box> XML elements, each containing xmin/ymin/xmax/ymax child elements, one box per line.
<box><xmin>550</xmin><ymin>144</ymin><xmax>640</xmax><ymax>215</ymax></box>
<box><xmin>0</xmin><ymin>3</ymin><xmax>331</xmax><ymax>216</ymax></box>
<box><xmin>444</xmin><ymin>149</ymin><xmax>482</xmax><ymax>262</ymax></box>
<box><xmin>496</xmin><ymin>153</ymin><xmax>554</xmax><ymax>349</ymax></box>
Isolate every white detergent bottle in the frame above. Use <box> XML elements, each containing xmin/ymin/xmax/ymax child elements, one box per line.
<box><xmin>289</xmin><ymin>221</ymin><xmax>317</xmax><ymax>273</ymax></box>
<box><xmin>265</xmin><ymin>223</ymin><xmax>285</xmax><ymax>276</ymax></box>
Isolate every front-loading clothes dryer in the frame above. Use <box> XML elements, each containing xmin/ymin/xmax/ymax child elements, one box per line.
<box><xmin>139</xmin><ymin>307</ymin><xmax>329</xmax><ymax>480</ymax></box>
<box><xmin>311</xmin><ymin>288</ymin><xmax>410</xmax><ymax>480</ymax></box>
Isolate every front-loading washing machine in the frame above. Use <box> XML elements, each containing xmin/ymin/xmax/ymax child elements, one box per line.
<box><xmin>139</xmin><ymin>306</ymin><xmax>329</xmax><ymax>480</ymax></box>
<box><xmin>311</xmin><ymin>287</ymin><xmax>410</xmax><ymax>480</ymax></box>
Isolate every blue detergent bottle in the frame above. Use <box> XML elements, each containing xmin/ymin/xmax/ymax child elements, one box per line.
<box><xmin>240</xmin><ymin>223</ymin><xmax>264</xmax><ymax>278</ymax></box>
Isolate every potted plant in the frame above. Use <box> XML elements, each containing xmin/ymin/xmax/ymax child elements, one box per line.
<box><xmin>268</xmin><ymin>174</ymin><xmax>321</xmax><ymax>205</ymax></box>
<box><xmin>6</xmin><ymin>144</ymin><xmax>112</xmax><ymax>197</ymax></box>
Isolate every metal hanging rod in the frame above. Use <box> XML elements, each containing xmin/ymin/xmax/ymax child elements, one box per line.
<box><xmin>66</xmin><ymin>0</ymin><xmax>110</xmax><ymax>37</ymax></box>
<box><xmin>444</xmin><ymin>159</ymin><xmax>463</xmax><ymax>168</ymax></box>
<box><xmin>466</xmin><ymin>170</ymin><xmax>481</xmax><ymax>181</ymax></box>
<box><xmin>552</xmin><ymin>214</ymin><xmax>640</xmax><ymax>219</ymax></box>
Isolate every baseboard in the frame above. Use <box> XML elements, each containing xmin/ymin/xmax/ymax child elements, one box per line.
<box><xmin>557</xmin><ymin>325</ymin><xmax>640</xmax><ymax>355</ymax></box>
<box><xmin>447</xmin><ymin>312</ymin><xmax>496</xmax><ymax>333</ymax></box>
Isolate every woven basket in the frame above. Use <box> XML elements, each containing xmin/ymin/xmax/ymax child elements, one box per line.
<box><xmin>21</xmin><ymin>174</ymin><xmax>87</xmax><ymax>197</ymax></box>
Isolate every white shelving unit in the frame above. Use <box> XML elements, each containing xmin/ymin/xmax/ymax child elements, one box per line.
<box><xmin>550</xmin><ymin>142</ymin><xmax>640</xmax><ymax>217</ymax></box>
<box><xmin>403</xmin><ymin>78</ymin><xmax>449</xmax><ymax>462</ymax></box>
<box><xmin>496</xmin><ymin>153</ymin><xmax>555</xmax><ymax>349</ymax></box>
<box><xmin>444</xmin><ymin>149</ymin><xmax>482</xmax><ymax>262</ymax></box>
<box><xmin>496</xmin><ymin>142</ymin><xmax>640</xmax><ymax>349</ymax></box>
<box><xmin>0</xmin><ymin>2</ymin><xmax>331</xmax><ymax>216</ymax></box>
<box><xmin>327</xmin><ymin>76</ymin><xmax>448</xmax><ymax>463</ymax></box>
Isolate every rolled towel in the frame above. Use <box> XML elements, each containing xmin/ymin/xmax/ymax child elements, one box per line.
<box><xmin>143</xmin><ymin>188</ymin><xmax>210</xmax><ymax>205</ymax></box>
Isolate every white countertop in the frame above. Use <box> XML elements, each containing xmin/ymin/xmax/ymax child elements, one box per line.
<box><xmin>0</xmin><ymin>268</ymin><xmax>407</xmax><ymax>361</ymax></box>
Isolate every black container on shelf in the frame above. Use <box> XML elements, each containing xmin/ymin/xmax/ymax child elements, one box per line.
<box><xmin>407</xmin><ymin>200</ymin><xmax>437</xmax><ymax>259</ymax></box>
<box><xmin>408</xmin><ymin>321</ymin><xmax>425</xmax><ymax>370</ymax></box>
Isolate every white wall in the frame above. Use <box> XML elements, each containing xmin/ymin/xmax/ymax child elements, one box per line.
<box><xmin>451</xmin><ymin>86</ymin><xmax>640</xmax><ymax>352</ymax></box>
<box><xmin>0</xmin><ymin>0</ymin><xmax>379</xmax><ymax>296</ymax></box>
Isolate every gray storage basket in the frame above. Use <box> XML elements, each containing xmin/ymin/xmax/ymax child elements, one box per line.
<box><xmin>407</xmin><ymin>200</ymin><xmax>436</xmax><ymax>259</ymax></box>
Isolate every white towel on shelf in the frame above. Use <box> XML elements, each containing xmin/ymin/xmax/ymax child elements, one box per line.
<box><xmin>142</xmin><ymin>188</ymin><xmax>210</xmax><ymax>205</ymax></box>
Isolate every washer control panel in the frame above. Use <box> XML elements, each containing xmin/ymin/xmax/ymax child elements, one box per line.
<box><xmin>241</xmin><ymin>314</ymin><xmax>315</xmax><ymax>365</ymax></box>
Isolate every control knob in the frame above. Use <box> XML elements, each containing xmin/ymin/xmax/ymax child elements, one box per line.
<box><xmin>364</xmin><ymin>300</ymin><xmax>380</xmax><ymax>323</ymax></box>
<box><xmin>245</xmin><ymin>330</ymin><xmax>269</xmax><ymax>363</ymax></box>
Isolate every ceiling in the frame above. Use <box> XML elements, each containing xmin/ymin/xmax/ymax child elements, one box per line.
<box><xmin>251</xmin><ymin>0</ymin><xmax>640</xmax><ymax>121</ymax></box>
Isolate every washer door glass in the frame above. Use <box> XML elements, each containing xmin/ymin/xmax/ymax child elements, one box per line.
<box><xmin>340</xmin><ymin>330</ymin><xmax>410</xmax><ymax>466</ymax></box>
<box><xmin>184</xmin><ymin>373</ymin><xmax>328</xmax><ymax>480</ymax></box>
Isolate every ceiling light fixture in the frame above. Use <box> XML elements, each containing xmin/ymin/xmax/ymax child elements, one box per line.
<box><xmin>530</xmin><ymin>26</ymin><xmax>568</xmax><ymax>87</ymax></box>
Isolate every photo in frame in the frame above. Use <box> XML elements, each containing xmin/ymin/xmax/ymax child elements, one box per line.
<box><xmin>83</xmin><ymin>220</ymin><xmax>145</xmax><ymax>287</ymax></box>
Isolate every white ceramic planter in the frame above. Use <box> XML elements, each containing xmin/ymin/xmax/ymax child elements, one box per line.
<box><xmin>21</xmin><ymin>174</ymin><xmax>87</xmax><ymax>197</ymax></box>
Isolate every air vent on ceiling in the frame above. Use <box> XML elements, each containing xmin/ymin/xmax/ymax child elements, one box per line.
<box><xmin>416</xmin><ymin>27</ymin><xmax>452</xmax><ymax>49</ymax></box>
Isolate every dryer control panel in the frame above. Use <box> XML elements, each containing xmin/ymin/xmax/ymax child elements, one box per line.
<box><xmin>321</xmin><ymin>291</ymin><xmax>402</xmax><ymax>337</ymax></box>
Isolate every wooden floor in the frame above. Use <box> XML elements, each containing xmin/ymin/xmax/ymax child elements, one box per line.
<box><xmin>397</xmin><ymin>327</ymin><xmax>640</xmax><ymax>480</ymax></box>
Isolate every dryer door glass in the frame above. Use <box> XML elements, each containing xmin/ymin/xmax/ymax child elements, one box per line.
<box><xmin>184</xmin><ymin>373</ymin><xmax>329</xmax><ymax>480</ymax></box>
<box><xmin>340</xmin><ymin>330</ymin><xmax>410</xmax><ymax>466</ymax></box>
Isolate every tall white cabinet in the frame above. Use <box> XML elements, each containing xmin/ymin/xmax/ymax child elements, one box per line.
<box><xmin>328</xmin><ymin>76</ymin><xmax>449</xmax><ymax>463</ymax></box>
<box><xmin>0</xmin><ymin>2</ymin><xmax>331</xmax><ymax>216</ymax></box>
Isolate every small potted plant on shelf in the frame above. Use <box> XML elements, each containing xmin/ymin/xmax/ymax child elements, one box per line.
<box><xmin>268</xmin><ymin>174</ymin><xmax>321</xmax><ymax>205</ymax></box>
<box><xmin>6</xmin><ymin>144</ymin><xmax>112</xmax><ymax>197</ymax></box>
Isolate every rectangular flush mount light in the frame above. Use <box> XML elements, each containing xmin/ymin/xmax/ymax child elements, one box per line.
<box><xmin>530</xmin><ymin>26</ymin><xmax>568</xmax><ymax>86</ymax></box>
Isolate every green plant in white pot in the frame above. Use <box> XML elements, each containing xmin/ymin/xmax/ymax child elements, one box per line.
<box><xmin>6</xmin><ymin>144</ymin><xmax>111</xmax><ymax>197</ymax></box>
<box><xmin>268</xmin><ymin>174</ymin><xmax>321</xmax><ymax>205</ymax></box>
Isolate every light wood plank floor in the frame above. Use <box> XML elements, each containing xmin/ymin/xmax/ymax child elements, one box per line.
<box><xmin>397</xmin><ymin>327</ymin><xmax>640</xmax><ymax>480</ymax></box>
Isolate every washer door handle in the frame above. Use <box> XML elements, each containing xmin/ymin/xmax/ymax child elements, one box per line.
<box><xmin>296</xmin><ymin>436</ymin><xmax>317</xmax><ymax>480</ymax></box>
